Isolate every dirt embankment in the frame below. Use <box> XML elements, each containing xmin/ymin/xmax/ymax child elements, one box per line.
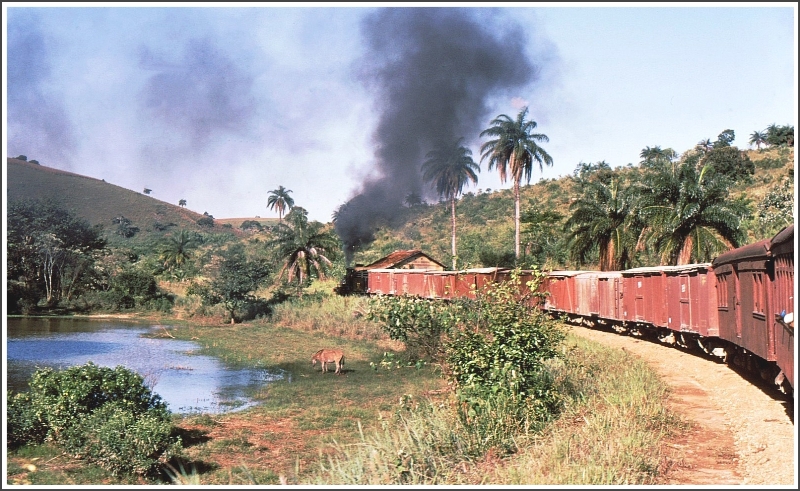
<box><xmin>568</xmin><ymin>326</ymin><xmax>796</xmax><ymax>486</ymax></box>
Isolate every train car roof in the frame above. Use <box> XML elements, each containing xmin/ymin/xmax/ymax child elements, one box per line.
<box><xmin>546</xmin><ymin>270</ymin><xmax>590</xmax><ymax>277</ymax></box>
<box><xmin>622</xmin><ymin>263</ymin><xmax>712</xmax><ymax>275</ymax></box>
<box><xmin>770</xmin><ymin>224</ymin><xmax>794</xmax><ymax>256</ymax></box>
<box><xmin>712</xmin><ymin>239</ymin><xmax>771</xmax><ymax>267</ymax></box>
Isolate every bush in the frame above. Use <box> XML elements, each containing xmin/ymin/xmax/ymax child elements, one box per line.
<box><xmin>60</xmin><ymin>402</ymin><xmax>181</xmax><ymax>476</ymax></box>
<box><xmin>6</xmin><ymin>363</ymin><xmax>181</xmax><ymax>476</ymax></box>
<box><xmin>196</xmin><ymin>216</ymin><xmax>214</xmax><ymax>228</ymax></box>
<box><xmin>445</xmin><ymin>269</ymin><xmax>565</xmax><ymax>432</ymax></box>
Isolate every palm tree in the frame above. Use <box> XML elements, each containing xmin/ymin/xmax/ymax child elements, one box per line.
<box><xmin>565</xmin><ymin>178</ymin><xmax>639</xmax><ymax>271</ymax></box>
<box><xmin>695</xmin><ymin>139</ymin><xmax>713</xmax><ymax>154</ymax></box>
<box><xmin>749</xmin><ymin>130</ymin><xmax>767</xmax><ymax>150</ymax></box>
<box><xmin>267</xmin><ymin>186</ymin><xmax>295</xmax><ymax>223</ymax></box>
<box><xmin>178</xmin><ymin>199</ymin><xmax>187</xmax><ymax>208</ymax></box>
<box><xmin>268</xmin><ymin>207</ymin><xmax>340</xmax><ymax>287</ymax></box>
<box><xmin>480</xmin><ymin>106</ymin><xmax>553</xmax><ymax>260</ymax></box>
<box><xmin>421</xmin><ymin>137</ymin><xmax>480</xmax><ymax>269</ymax></box>
<box><xmin>638</xmin><ymin>158</ymin><xmax>748</xmax><ymax>265</ymax></box>
<box><xmin>159</xmin><ymin>230</ymin><xmax>196</xmax><ymax>275</ymax></box>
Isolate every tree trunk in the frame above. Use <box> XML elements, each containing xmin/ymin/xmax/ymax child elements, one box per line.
<box><xmin>451</xmin><ymin>197</ymin><xmax>457</xmax><ymax>270</ymax></box>
<box><xmin>514</xmin><ymin>179</ymin><xmax>521</xmax><ymax>260</ymax></box>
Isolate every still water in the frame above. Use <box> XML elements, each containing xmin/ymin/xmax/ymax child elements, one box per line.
<box><xmin>6</xmin><ymin>317</ymin><xmax>285</xmax><ymax>414</ymax></box>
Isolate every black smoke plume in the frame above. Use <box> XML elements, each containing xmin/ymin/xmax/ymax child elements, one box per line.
<box><xmin>335</xmin><ymin>7</ymin><xmax>539</xmax><ymax>265</ymax></box>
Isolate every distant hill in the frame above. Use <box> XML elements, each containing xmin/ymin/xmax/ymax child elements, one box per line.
<box><xmin>6</xmin><ymin>158</ymin><xmax>245</xmax><ymax>244</ymax></box>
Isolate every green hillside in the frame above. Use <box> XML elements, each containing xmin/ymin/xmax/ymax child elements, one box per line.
<box><xmin>6</xmin><ymin>158</ymin><xmax>243</xmax><ymax>245</ymax></box>
<box><xmin>351</xmin><ymin>146</ymin><xmax>795</xmax><ymax>269</ymax></box>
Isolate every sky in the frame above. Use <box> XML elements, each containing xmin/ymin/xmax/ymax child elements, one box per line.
<box><xmin>3</xmin><ymin>3</ymin><xmax>797</xmax><ymax>236</ymax></box>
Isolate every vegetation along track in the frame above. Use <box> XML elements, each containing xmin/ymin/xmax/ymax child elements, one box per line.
<box><xmin>568</xmin><ymin>324</ymin><xmax>795</xmax><ymax>486</ymax></box>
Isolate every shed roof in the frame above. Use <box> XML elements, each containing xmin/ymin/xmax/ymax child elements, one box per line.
<box><xmin>355</xmin><ymin>249</ymin><xmax>445</xmax><ymax>271</ymax></box>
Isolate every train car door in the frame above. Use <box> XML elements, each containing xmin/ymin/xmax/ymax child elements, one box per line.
<box><xmin>679</xmin><ymin>274</ymin><xmax>690</xmax><ymax>330</ymax></box>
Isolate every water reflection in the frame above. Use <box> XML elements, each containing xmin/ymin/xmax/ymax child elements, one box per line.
<box><xmin>6</xmin><ymin>317</ymin><xmax>284</xmax><ymax>414</ymax></box>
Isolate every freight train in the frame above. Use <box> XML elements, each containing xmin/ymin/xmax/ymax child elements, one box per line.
<box><xmin>340</xmin><ymin>225</ymin><xmax>795</xmax><ymax>395</ymax></box>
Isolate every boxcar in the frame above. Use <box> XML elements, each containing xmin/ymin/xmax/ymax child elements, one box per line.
<box><xmin>542</xmin><ymin>270</ymin><xmax>587</xmax><ymax>316</ymax></box>
<box><xmin>621</xmin><ymin>266</ymin><xmax>669</xmax><ymax>329</ymax></box>
<box><xmin>769</xmin><ymin>225</ymin><xmax>794</xmax><ymax>390</ymax></box>
<box><xmin>662</xmin><ymin>263</ymin><xmax>718</xmax><ymax>338</ymax></box>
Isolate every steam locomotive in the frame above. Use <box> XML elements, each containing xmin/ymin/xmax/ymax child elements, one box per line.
<box><xmin>340</xmin><ymin>225</ymin><xmax>795</xmax><ymax>395</ymax></box>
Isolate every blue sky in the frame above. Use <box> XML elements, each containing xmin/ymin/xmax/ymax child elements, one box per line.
<box><xmin>3</xmin><ymin>3</ymin><xmax>797</xmax><ymax>224</ymax></box>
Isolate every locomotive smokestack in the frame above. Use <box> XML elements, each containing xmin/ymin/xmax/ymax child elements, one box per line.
<box><xmin>335</xmin><ymin>7</ymin><xmax>542</xmax><ymax>265</ymax></box>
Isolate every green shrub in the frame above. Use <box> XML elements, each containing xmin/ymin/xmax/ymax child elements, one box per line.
<box><xmin>60</xmin><ymin>402</ymin><xmax>181</xmax><ymax>476</ymax></box>
<box><xmin>367</xmin><ymin>294</ymin><xmax>464</xmax><ymax>361</ymax></box>
<box><xmin>445</xmin><ymin>269</ymin><xmax>565</xmax><ymax>432</ymax></box>
<box><xmin>7</xmin><ymin>362</ymin><xmax>181</xmax><ymax>476</ymax></box>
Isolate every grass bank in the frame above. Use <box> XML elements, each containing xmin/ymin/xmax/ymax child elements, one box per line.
<box><xmin>6</xmin><ymin>291</ymin><xmax>687</xmax><ymax>485</ymax></box>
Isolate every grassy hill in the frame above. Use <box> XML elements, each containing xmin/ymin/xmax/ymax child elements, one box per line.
<box><xmin>351</xmin><ymin>146</ymin><xmax>795</xmax><ymax>269</ymax></box>
<box><xmin>6</xmin><ymin>158</ymin><xmax>252</xmax><ymax>245</ymax></box>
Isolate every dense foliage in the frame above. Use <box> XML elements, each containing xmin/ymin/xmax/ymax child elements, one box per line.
<box><xmin>7</xmin><ymin>362</ymin><xmax>181</xmax><ymax>476</ymax></box>
<box><xmin>368</xmin><ymin>269</ymin><xmax>565</xmax><ymax>448</ymax></box>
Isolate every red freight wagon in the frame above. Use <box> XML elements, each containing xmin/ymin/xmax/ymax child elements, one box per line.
<box><xmin>402</xmin><ymin>270</ymin><xmax>430</xmax><ymax>297</ymax></box>
<box><xmin>769</xmin><ymin>225</ymin><xmax>794</xmax><ymax>390</ymax></box>
<box><xmin>573</xmin><ymin>271</ymin><xmax>623</xmax><ymax>325</ymax></box>
<box><xmin>367</xmin><ymin>269</ymin><xmax>397</xmax><ymax>295</ymax></box>
<box><xmin>596</xmin><ymin>271</ymin><xmax>624</xmax><ymax>323</ymax></box>
<box><xmin>543</xmin><ymin>271</ymin><xmax>586</xmax><ymax>315</ymax></box>
<box><xmin>621</xmin><ymin>266</ymin><xmax>669</xmax><ymax>328</ymax></box>
<box><xmin>711</xmin><ymin>239</ymin><xmax>774</xmax><ymax>363</ymax></box>
<box><xmin>663</xmin><ymin>264</ymin><xmax>718</xmax><ymax>338</ymax></box>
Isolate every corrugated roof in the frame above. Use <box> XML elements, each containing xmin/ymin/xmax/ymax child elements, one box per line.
<box><xmin>356</xmin><ymin>250</ymin><xmax>444</xmax><ymax>270</ymax></box>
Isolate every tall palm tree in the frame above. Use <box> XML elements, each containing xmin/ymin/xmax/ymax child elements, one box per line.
<box><xmin>749</xmin><ymin>130</ymin><xmax>767</xmax><ymax>150</ymax></box>
<box><xmin>267</xmin><ymin>186</ymin><xmax>295</xmax><ymax>223</ymax></box>
<box><xmin>638</xmin><ymin>158</ymin><xmax>748</xmax><ymax>265</ymax></box>
<box><xmin>480</xmin><ymin>106</ymin><xmax>553</xmax><ymax>260</ymax></box>
<box><xmin>695</xmin><ymin>139</ymin><xmax>713</xmax><ymax>154</ymax></box>
<box><xmin>421</xmin><ymin>137</ymin><xmax>480</xmax><ymax>269</ymax></box>
<box><xmin>159</xmin><ymin>230</ymin><xmax>196</xmax><ymax>275</ymax></box>
<box><xmin>268</xmin><ymin>207</ymin><xmax>340</xmax><ymax>286</ymax></box>
<box><xmin>565</xmin><ymin>178</ymin><xmax>639</xmax><ymax>271</ymax></box>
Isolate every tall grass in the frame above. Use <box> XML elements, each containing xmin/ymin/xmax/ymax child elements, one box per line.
<box><xmin>308</xmin><ymin>329</ymin><xmax>683</xmax><ymax>485</ymax></box>
<box><xmin>266</xmin><ymin>283</ymin><xmax>397</xmax><ymax>346</ymax></box>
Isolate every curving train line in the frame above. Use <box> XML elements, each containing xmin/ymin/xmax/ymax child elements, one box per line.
<box><xmin>340</xmin><ymin>225</ymin><xmax>794</xmax><ymax>396</ymax></box>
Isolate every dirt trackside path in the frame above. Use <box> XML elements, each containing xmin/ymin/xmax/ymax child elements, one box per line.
<box><xmin>567</xmin><ymin>325</ymin><xmax>796</xmax><ymax>486</ymax></box>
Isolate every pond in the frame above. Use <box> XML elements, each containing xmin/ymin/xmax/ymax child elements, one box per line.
<box><xmin>5</xmin><ymin>317</ymin><xmax>285</xmax><ymax>415</ymax></box>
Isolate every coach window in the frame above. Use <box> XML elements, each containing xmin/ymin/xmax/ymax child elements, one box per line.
<box><xmin>753</xmin><ymin>272</ymin><xmax>765</xmax><ymax>316</ymax></box>
<box><xmin>716</xmin><ymin>275</ymin><xmax>728</xmax><ymax>309</ymax></box>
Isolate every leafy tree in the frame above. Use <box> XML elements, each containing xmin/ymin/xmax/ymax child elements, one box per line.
<box><xmin>267</xmin><ymin>185</ymin><xmax>294</xmax><ymax>223</ymax></box>
<box><xmin>638</xmin><ymin>157</ymin><xmax>749</xmax><ymax>265</ymax></box>
<box><xmin>268</xmin><ymin>206</ymin><xmax>340</xmax><ymax>287</ymax></box>
<box><xmin>421</xmin><ymin>137</ymin><xmax>480</xmax><ymax>269</ymax></box>
<box><xmin>480</xmin><ymin>106</ymin><xmax>553</xmax><ymax>260</ymax></box>
<box><xmin>143</xmin><ymin>188</ymin><xmax>152</xmax><ymax>195</ymax></box>
<box><xmin>749</xmin><ymin>130</ymin><xmax>767</xmax><ymax>150</ymax></box>
<box><xmin>755</xmin><ymin>175</ymin><xmax>794</xmax><ymax>238</ymax></box>
<box><xmin>520</xmin><ymin>204</ymin><xmax>566</xmax><ymax>269</ymax></box>
<box><xmin>565</xmin><ymin>176</ymin><xmax>640</xmax><ymax>271</ymax></box>
<box><xmin>112</xmin><ymin>215</ymin><xmax>139</xmax><ymax>238</ymax></box>
<box><xmin>178</xmin><ymin>199</ymin><xmax>187</xmax><ymax>207</ymax></box>
<box><xmin>699</xmin><ymin>146</ymin><xmax>755</xmax><ymax>184</ymax></box>
<box><xmin>187</xmin><ymin>244</ymin><xmax>271</xmax><ymax>323</ymax></box>
<box><xmin>713</xmin><ymin>129</ymin><xmax>735</xmax><ymax>148</ymax></box>
<box><xmin>7</xmin><ymin>199</ymin><xmax>106</xmax><ymax>310</ymax></box>
<box><xmin>240</xmin><ymin>220</ymin><xmax>264</xmax><ymax>231</ymax></box>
